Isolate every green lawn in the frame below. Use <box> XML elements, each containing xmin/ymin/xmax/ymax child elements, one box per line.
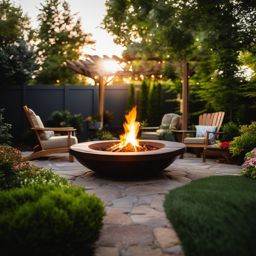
<box><xmin>164</xmin><ymin>176</ymin><xmax>256</xmax><ymax>256</ymax></box>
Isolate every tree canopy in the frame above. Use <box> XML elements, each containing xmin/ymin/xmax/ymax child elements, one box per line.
<box><xmin>0</xmin><ymin>0</ymin><xmax>36</xmax><ymax>86</ymax></box>
<box><xmin>35</xmin><ymin>0</ymin><xmax>93</xmax><ymax>84</ymax></box>
<box><xmin>104</xmin><ymin>0</ymin><xmax>256</xmax><ymax>122</ymax></box>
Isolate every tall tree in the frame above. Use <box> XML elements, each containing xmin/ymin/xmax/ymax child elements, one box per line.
<box><xmin>104</xmin><ymin>0</ymin><xmax>256</xmax><ymax>121</ymax></box>
<box><xmin>35</xmin><ymin>0</ymin><xmax>93</xmax><ymax>84</ymax></box>
<box><xmin>0</xmin><ymin>0</ymin><xmax>36</xmax><ymax>86</ymax></box>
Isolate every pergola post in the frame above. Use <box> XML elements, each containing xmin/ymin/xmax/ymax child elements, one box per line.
<box><xmin>99</xmin><ymin>76</ymin><xmax>105</xmax><ymax>130</ymax></box>
<box><xmin>181</xmin><ymin>61</ymin><xmax>189</xmax><ymax>130</ymax></box>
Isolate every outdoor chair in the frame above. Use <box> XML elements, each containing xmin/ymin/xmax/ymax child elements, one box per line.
<box><xmin>23</xmin><ymin>105</ymin><xmax>78</xmax><ymax>162</ymax></box>
<box><xmin>175</xmin><ymin>111</ymin><xmax>225</xmax><ymax>162</ymax></box>
<box><xmin>140</xmin><ymin>113</ymin><xmax>181</xmax><ymax>141</ymax></box>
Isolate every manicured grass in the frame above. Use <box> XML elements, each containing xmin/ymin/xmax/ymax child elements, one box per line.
<box><xmin>164</xmin><ymin>176</ymin><xmax>256</xmax><ymax>256</ymax></box>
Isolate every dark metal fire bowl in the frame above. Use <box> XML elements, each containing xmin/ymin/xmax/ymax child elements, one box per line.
<box><xmin>70</xmin><ymin>140</ymin><xmax>186</xmax><ymax>178</ymax></box>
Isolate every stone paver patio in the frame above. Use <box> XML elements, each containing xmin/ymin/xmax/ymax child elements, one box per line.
<box><xmin>26</xmin><ymin>152</ymin><xmax>241</xmax><ymax>256</ymax></box>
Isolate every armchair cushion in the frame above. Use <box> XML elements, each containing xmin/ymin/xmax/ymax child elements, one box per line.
<box><xmin>41</xmin><ymin>135</ymin><xmax>78</xmax><ymax>150</ymax></box>
<box><xmin>184</xmin><ymin>137</ymin><xmax>205</xmax><ymax>144</ymax></box>
<box><xmin>195</xmin><ymin>125</ymin><xmax>217</xmax><ymax>144</ymax></box>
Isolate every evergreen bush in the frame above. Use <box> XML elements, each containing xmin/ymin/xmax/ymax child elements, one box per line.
<box><xmin>148</xmin><ymin>83</ymin><xmax>162</xmax><ymax>126</ymax></box>
<box><xmin>0</xmin><ymin>184</ymin><xmax>105</xmax><ymax>255</ymax></box>
<box><xmin>138</xmin><ymin>80</ymin><xmax>149</xmax><ymax>122</ymax></box>
<box><xmin>127</xmin><ymin>83</ymin><xmax>136</xmax><ymax>111</ymax></box>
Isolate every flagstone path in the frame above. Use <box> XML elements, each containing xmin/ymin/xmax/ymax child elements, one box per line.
<box><xmin>28</xmin><ymin>153</ymin><xmax>241</xmax><ymax>256</ymax></box>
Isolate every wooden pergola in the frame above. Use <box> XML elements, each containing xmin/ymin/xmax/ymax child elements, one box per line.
<box><xmin>67</xmin><ymin>55</ymin><xmax>189</xmax><ymax>130</ymax></box>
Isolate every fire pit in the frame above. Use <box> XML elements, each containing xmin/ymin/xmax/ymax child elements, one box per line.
<box><xmin>70</xmin><ymin>140</ymin><xmax>185</xmax><ymax>177</ymax></box>
<box><xmin>70</xmin><ymin>107</ymin><xmax>185</xmax><ymax>178</ymax></box>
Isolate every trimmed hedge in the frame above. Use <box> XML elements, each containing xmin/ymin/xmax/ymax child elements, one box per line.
<box><xmin>0</xmin><ymin>184</ymin><xmax>105</xmax><ymax>255</ymax></box>
<box><xmin>164</xmin><ymin>176</ymin><xmax>256</xmax><ymax>256</ymax></box>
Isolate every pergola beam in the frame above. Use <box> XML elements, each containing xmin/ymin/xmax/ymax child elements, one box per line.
<box><xmin>67</xmin><ymin>55</ymin><xmax>190</xmax><ymax>130</ymax></box>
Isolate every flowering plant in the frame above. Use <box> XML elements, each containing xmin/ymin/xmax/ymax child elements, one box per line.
<box><xmin>241</xmin><ymin>148</ymin><xmax>256</xmax><ymax>179</ymax></box>
<box><xmin>219</xmin><ymin>141</ymin><xmax>231</xmax><ymax>150</ymax></box>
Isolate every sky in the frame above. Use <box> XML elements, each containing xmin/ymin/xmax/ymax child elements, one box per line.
<box><xmin>14</xmin><ymin>0</ymin><xmax>125</xmax><ymax>56</ymax></box>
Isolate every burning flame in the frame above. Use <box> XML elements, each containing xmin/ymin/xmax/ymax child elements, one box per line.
<box><xmin>109</xmin><ymin>106</ymin><xmax>142</xmax><ymax>152</ymax></box>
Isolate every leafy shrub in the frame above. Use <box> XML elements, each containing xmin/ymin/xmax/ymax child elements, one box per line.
<box><xmin>47</xmin><ymin>110</ymin><xmax>84</xmax><ymax>133</ymax></box>
<box><xmin>86</xmin><ymin>111</ymin><xmax>114</xmax><ymax>129</ymax></box>
<box><xmin>0</xmin><ymin>145</ymin><xmax>22</xmax><ymax>170</ymax></box>
<box><xmin>15</xmin><ymin>167</ymin><xmax>69</xmax><ymax>188</ymax></box>
<box><xmin>0</xmin><ymin>145</ymin><xmax>23</xmax><ymax>189</ymax></box>
<box><xmin>230</xmin><ymin>122</ymin><xmax>256</xmax><ymax>156</ymax></box>
<box><xmin>0</xmin><ymin>184</ymin><xmax>105</xmax><ymax>255</ymax></box>
<box><xmin>0</xmin><ymin>108</ymin><xmax>12</xmax><ymax>145</ymax></box>
<box><xmin>221</xmin><ymin>121</ymin><xmax>240</xmax><ymax>142</ymax></box>
<box><xmin>158</xmin><ymin>130</ymin><xmax>175</xmax><ymax>141</ymax></box>
<box><xmin>103</xmin><ymin>110</ymin><xmax>114</xmax><ymax>129</ymax></box>
<box><xmin>94</xmin><ymin>129</ymin><xmax>116</xmax><ymax>140</ymax></box>
<box><xmin>0</xmin><ymin>146</ymin><xmax>68</xmax><ymax>190</ymax></box>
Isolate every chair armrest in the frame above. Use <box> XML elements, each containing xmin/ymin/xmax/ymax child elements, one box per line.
<box><xmin>172</xmin><ymin>130</ymin><xmax>196</xmax><ymax>142</ymax></box>
<box><xmin>32</xmin><ymin>127</ymin><xmax>76</xmax><ymax>132</ymax></box>
<box><xmin>140</xmin><ymin>126</ymin><xmax>159</xmax><ymax>131</ymax></box>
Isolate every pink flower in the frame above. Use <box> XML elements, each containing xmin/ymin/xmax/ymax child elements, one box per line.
<box><xmin>242</xmin><ymin>157</ymin><xmax>256</xmax><ymax>169</ymax></box>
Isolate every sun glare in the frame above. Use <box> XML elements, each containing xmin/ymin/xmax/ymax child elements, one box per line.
<box><xmin>100</xmin><ymin>59</ymin><xmax>122</xmax><ymax>75</ymax></box>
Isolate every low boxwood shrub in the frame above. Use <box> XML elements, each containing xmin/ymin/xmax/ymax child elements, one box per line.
<box><xmin>0</xmin><ymin>184</ymin><xmax>105</xmax><ymax>255</ymax></box>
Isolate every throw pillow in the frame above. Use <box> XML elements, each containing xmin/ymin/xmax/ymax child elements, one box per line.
<box><xmin>35</xmin><ymin>115</ymin><xmax>54</xmax><ymax>140</ymax></box>
<box><xmin>169</xmin><ymin>115</ymin><xmax>180</xmax><ymax>130</ymax></box>
<box><xmin>195</xmin><ymin>125</ymin><xmax>217</xmax><ymax>144</ymax></box>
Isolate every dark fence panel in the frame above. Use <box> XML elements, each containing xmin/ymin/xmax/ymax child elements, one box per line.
<box><xmin>0</xmin><ymin>87</ymin><xmax>23</xmax><ymax>141</ymax></box>
<box><xmin>0</xmin><ymin>84</ymin><xmax>178</xmax><ymax>144</ymax></box>
<box><xmin>105</xmin><ymin>86</ymin><xmax>129</xmax><ymax>127</ymax></box>
<box><xmin>0</xmin><ymin>85</ymin><xmax>131</xmax><ymax>143</ymax></box>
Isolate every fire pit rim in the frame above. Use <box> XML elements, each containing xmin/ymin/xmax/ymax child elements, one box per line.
<box><xmin>70</xmin><ymin>140</ymin><xmax>185</xmax><ymax>156</ymax></box>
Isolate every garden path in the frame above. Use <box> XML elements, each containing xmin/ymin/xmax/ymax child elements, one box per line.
<box><xmin>26</xmin><ymin>153</ymin><xmax>241</xmax><ymax>256</ymax></box>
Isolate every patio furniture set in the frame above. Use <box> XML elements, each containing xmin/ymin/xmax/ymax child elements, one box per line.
<box><xmin>23</xmin><ymin>105</ymin><xmax>227</xmax><ymax>169</ymax></box>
